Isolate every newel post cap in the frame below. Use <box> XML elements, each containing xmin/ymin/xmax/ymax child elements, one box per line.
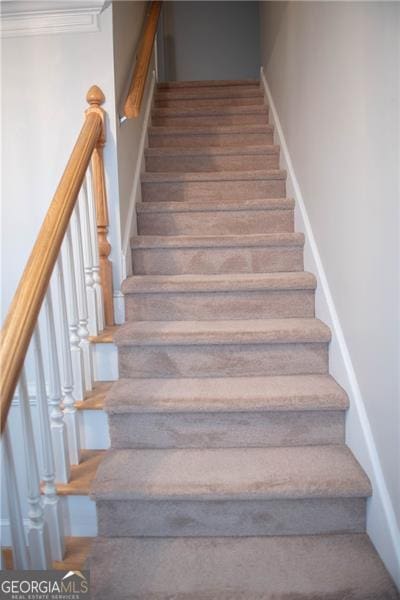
<box><xmin>86</xmin><ymin>85</ymin><xmax>105</xmax><ymax>107</ymax></box>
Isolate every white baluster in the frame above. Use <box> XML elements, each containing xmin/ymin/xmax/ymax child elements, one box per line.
<box><xmin>55</xmin><ymin>256</ymin><xmax>81</xmax><ymax>465</ymax></box>
<box><xmin>19</xmin><ymin>370</ymin><xmax>51</xmax><ymax>569</ymax></box>
<box><xmin>71</xmin><ymin>202</ymin><xmax>93</xmax><ymax>391</ymax></box>
<box><xmin>87</xmin><ymin>167</ymin><xmax>105</xmax><ymax>331</ymax></box>
<box><xmin>62</xmin><ymin>227</ymin><xmax>85</xmax><ymax>401</ymax></box>
<box><xmin>44</xmin><ymin>288</ymin><xmax>71</xmax><ymax>484</ymax></box>
<box><xmin>32</xmin><ymin>326</ymin><xmax>65</xmax><ymax>561</ymax></box>
<box><xmin>79</xmin><ymin>179</ymin><xmax>99</xmax><ymax>336</ymax></box>
<box><xmin>2</xmin><ymin>427</ymin><xmax>29</xmax><ymax>569</ymax></box>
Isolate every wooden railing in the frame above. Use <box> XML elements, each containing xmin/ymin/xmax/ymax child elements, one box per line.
<box><xmin>123</xmin><ymin>0</ymin><xmax>162</xmax><ymax>119</ymax></box>
<box><xmin>0</xmin><ymin>86</ymin><xmax>114</xmax><ymax>569</ymax></box>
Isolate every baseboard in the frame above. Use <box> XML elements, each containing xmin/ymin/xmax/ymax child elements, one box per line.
<box><xmin>260</xmin><ymin>66</ymin><xmax>400</xmax><ymax>588</ymax></box>
<box><xmin>113</xmin><ymin>290</ymin><xmax>125</xmax><ymax>325</ymax></box>
<box><xmin>121</xmin><ymin>69</ymin><xmax>157</xmax><ymax>281</ymax></box>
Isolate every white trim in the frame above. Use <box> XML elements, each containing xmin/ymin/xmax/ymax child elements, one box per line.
<box><xmin>154</xmin><ymin>33</ymin><xmax>159</xmax><ymax>83</ymax></box>
<box><xmin>260</xmin><ymin>66</ymin><xmax>400</xmax><ymax>588</ymax></box>
<box><xmin>0</xmin><ymin>2</ymin><xmax>109</xmax><ymax>38</ymax></box>
<box><xmin>113</xmin><ymin>290</ymin><xmax>125</xmax><ymax>325</ymax></box>
<box><xmin>92</xmin><ymin>343</ymin><xmax>118</xmax><ymax>382</ymax></box>
<box><xmin>121</xmin><ymin>70</ymin><xmax>157</xmax><ymax>279</ymax></box>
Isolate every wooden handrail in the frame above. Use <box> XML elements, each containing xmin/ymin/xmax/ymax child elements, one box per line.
<box><xmin>0</xmin><ymin>86</ymin><xmax>106</xmax><ymax>433</ymax></box>
<box><xmin>123</xmin><ymin>0</ymin><xmax>162</xmax><ymax>119</ymax></box>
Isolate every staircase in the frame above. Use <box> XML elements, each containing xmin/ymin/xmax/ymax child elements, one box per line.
<box><xmin>89</xmin><ymin>80</ymin><xmax>398</xmax><ymax>599</ymax></box>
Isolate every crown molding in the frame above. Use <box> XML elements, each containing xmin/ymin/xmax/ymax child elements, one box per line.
<box><xmin>0</xmin><ymin>1</ymin><xmax>111</xmax><ymax>38</ymax></box>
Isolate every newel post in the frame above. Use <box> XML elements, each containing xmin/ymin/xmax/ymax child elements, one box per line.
<box><xmin>86</xmin><ymin>85</ymin><xmax>114</xmax><ymax>327</ymax></box>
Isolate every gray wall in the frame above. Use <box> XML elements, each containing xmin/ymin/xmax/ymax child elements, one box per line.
<box><xmin>260</xmin><ymin>0</ymin><xmax>399</xmax><ymax>584</ymax></box>
<box><xmin>112</xmin><ymin>1</ymin><xmax>153</xmax><ymax>239</ymax></box>
<box><xmin>159</xmin><ymin>1</ymin><xmax>260</xmax><ymax>81</ymax></box>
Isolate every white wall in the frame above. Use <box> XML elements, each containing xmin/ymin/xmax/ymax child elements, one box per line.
<box><xmin>0</xmin><ymin>4</ymin><xmax>123</xmax><ymax>320</ymax></box>
<box><xmin>0</xmin><ymin>3</ymin><xmax>123</xmax><ymax>538</ymax></box>
<box><xmin>260</xmin><ymin>0</ymin><xmax>399</xmax><ymax>583</ymax></box>
<box><xmin>160</xmin><ymin>1</ymin><xmax>260</xmax><ymax>81</ymax></box>
<box><xmin>112</xmin><ymin>0</ymin><xmax>155</xmax><ymax>281</ymax></box>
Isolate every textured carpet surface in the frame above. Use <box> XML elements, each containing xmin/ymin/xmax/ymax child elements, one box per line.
<box><xmin>91</xmin><ymin>445</ymin><xmax>371</xmax><ymax>500</ymax></box>
<box><xmin>90</xmin><ymin>534</ymin><xmax>399</xmax><ymax>600</ymax></box>
<box><xmin>89</xmin><ymin>79</ymin><xmax>398</xmax><ymax>598</ymax></box>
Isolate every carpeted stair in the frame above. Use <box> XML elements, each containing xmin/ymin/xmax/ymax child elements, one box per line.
<box><xmin>89</xmin><ymin>79</ymin><xmax>399</xmax><ymax>599</ymax></box>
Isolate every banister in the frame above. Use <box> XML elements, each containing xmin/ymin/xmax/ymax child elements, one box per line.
<box><xmin>0</xmin><ymin>86</ymin><xmax>106</xmax><ymax>433</ymax></box>
<box><xmin>123</xmin><ymin>0</ymin><xmax>162</xmax><ymax>119</ymax></box>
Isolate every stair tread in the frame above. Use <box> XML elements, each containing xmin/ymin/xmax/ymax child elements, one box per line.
<box><xmin>131</xmin><ymin>232</ymin><xmax>304</xmax><ymax>249</ymax></box>
<box><xmin>149</xmin><ymin>124</ymin><xmax>273</xmax><ymax>135</ymax></box>
<box><xmin>136</xmin><ymin>198</ymin><xmax>294</xmax><ymax>213</ymax></box>
<box><xmin>89</xmin><ymin>534</ymin><xmax>398</xmax><ymax>600</ymax></box>
<box><xmin>54</xmin><ymin>449</ymin><xmax>105</xmax><ymax>496</ymax></box>
<box><xmin>155</xmin><ymin>97</ymin><xmax>265</xmax><ymax>109</ymax></box>
<box><xmin>105</xmin><ymin>374</ymin><xmax>347</xmax><ymax>414</ymax></box>
<box><xmin>75</xmin><ymin>381</ymin><xmax>113</xmax><ymax>410</ymax></box>
<box><xmin>153</xmin><ymin>105</ymin><xmax>268</xmax><ymax>117</ymax></box>
<box><xmin>155</xmin><ymin>89</ymin><xmax>264</xmax><ymax>101</ymax></box>
<box><xmin>158</xmin><ymin>79</ymin><xmax>260</xmax><ymax>89</ymax></box>
<box><xmin>145</xmin><ymin>144</ymin><xmax>279</xmax><ymax>156</ymax></box>
<box><xmin>91</xmin><ymin>445</ymin><xmax>371</xmax><ymax>500</ymax></box>
<box><xmin>114</xmin><ymin>318</ymin><xmax>330</xmax><ymax>347</ymax></box>
<box><xmin>4</xmin><ymin>537</ymin><xmax>93</xmax><ymax>571</ymax></box>
<box><xmin>141</xmin><ymin>169</ymin><xmax>285</xmax><ymax>183</ymax></box>
<box><xmin>122</xmin><ymin>271</ymin><xmax>315</xmax><ymax>294</ymax></box>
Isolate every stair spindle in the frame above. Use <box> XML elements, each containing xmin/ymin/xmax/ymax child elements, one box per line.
<box><xmin>44</xmin><ymin>288</ymin><xmax>71</xmax><ymax>483</ymax></box>
<box><xmin>54</xmin><ymin>256</ymin><xmax>81</xmax><ymax>465</ymax></box>
<box><xmin>61</xmin><ymin>228</ymin><xmax>85</xmax><ymax>401</ymax></box>
<box><xmin>18</xmin><ymin>369</ymin><xmax>51</xmax><ymax>569</ymax></box>
<box><xmin>71</xmin><ymin>202</ymin><xmax>93</xmax><ymax>391</ymax></box>
<box><xmin>86</xmin><ymin>168</ymin><xmax>105</xmax><ymax>332</ymax></box>
<box><xmin>79</xmin><ymin>179</ymin><xmax>99</xmax><ymax>336</ymax></box>
<box><xmin>2</xmin><ymin>427</ymin><xmax>29</xmax><ymax>569</ymax></box>
<box><xmin>32</xmin><ymin>326</ymin><xmax>65</xmax><ymax>561</ymax></box>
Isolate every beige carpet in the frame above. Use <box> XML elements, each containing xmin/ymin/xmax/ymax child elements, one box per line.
<box><xmin>89</xmin><ymin>79</ymin><xmax>398</xmax><ymax>599</ymax></box>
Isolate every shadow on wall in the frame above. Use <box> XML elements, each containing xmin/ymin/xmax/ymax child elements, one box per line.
<box><xmin>164</xmin><ymin>34</ymin><xmax>176</xmax><ymax>82</ymax></box>
<box><xmin>261</xmin><ymin>1</ymin><xmax>289</xmax><ymax>65</ymax></box>
<box><xmin>159</xmin><ymin>1</ymin><xmax>260</xmax><ymax>81</ymax></box>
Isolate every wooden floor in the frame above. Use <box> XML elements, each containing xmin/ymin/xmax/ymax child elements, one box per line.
<box><xmin>75</xmin><ymin>381</ymin><xmax>112</xmax><ymax>411</ymax></box>
<box><xmin>89</xmin><ymin>324</ymin><xmax>119</xmax><ymax>343</ymax></box>
<box><xmin>2</xmin><ymin>537</ymin><xmax>93</xmax><ymax>571</ymax></box>
<box><xmin>53</xmin><ymin>449</ymin><xmax>106</xmax><ymax>496</ymax></box>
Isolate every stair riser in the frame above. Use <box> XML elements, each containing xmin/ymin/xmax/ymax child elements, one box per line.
<box><xmin>97</xmin><ymin>497</ymin><xmax>366</xmax><ymax>537</ymax></box>
<box><xmin>155</xmin><ymin>86</ymin><xmax>262</xmax><ymax>99</ymax></box>
<box><xmin>125</xmin><ymin>290</ymin><xmax>315</xmax><ymax>321</ymax></box>
<box><xmin>118</xmin><ymin>342</ymin><xmax>329</xmax><ymax>378</ymax></box>
<box><xmin>148</xmin><ymin>131</ymin><xmax>274</xmax><ymax>148</ymax></box>
<box><xmin>155</xmin><ymin>96</ymin><xmax>265</xmax><ymax>109</ymax></box>
<box><xmin>141</xmin><ymin>179</ymin><xmax>286</xmax><ymax>203</ymax></box>
<box><xmin>137</xmin><ymin>209</ymin><xmax>293</xmax><ymax>235</ymax></box>
<box><xmin>108</xmin><ymin>410</ymin><xmax>345</xmax><ymax>449</ymax></box>
<box><xmin>152</xmin><ymin>114</ymin><xmax>269</xmax><ymax>127</ymax></box>
<box><xmin>131</xmin><ymin>246</ymin><xmax>304</xmax><ymax>275</ymax></box>
<box><xmin>145</xmin><ymin>152</ymin><xmax>279</xmax><ymax>172</ymax></box>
